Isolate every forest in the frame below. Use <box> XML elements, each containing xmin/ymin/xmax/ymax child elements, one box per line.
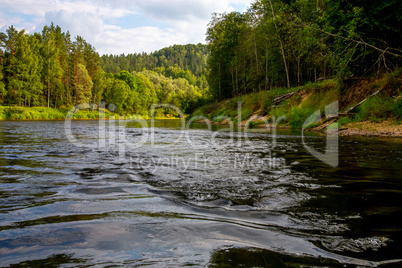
<box><xmin>0</xmin><ymin>0</ymin><xmax>401</xmax><ymax>119</ymax></box>
<box><xmin>0</xmin><ymin>25</ymin><xmax>210</xmax><ymax>117</ymax></box>
<box><xmin>206</xmin><ymin>0</ymin><xmax>401</xmax><ymax>100</ymax></box>
<box><xmin>101</xmin><ymin>44</ymin><xmax>209</xmax><ymax>78</ymax></box>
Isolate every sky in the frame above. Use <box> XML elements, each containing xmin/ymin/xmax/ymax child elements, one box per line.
<box><xmin>0</xmin><ymin>0</ymin><xmax>254</xmax><ymax>55</ymax></box>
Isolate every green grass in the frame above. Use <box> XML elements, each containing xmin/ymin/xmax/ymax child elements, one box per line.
<box><xmin>338</xmin><ymin>116</ymin><xmax>353</xmax><ymax>127</ymax></box>
<box><xmin>189</xmin><ymin>79</ymin><xmax>342</xmax><ymax>129</ymax></box>
<box><xmin>355</xmin><ymin>96</ymin><xmax>399</xmax><ymax>122</ymax></box>
<box><xmin>392</xmin><ymin>98</ymin><xmax>402</xmax><ymax>118</ymax></box>
<box><xmin>190</xmin><ymin>73</ymin><xmax>401</xmax><ymax>130</ymax></box>
<box><xmin>0</xmin><ymin>106</ymin><xmax>66</xmax><ymax>120</ymax></box>
<box><xmin>268</xmin><ymin>79</ymin><xmax>341</xmax><ymax>129</ymax></box>
<box><xmin>190</xmin><ymin>85</ymin><xmax>306</xmax><ymax>124</ymax></box>
<box><xmin>0</xmin><ymin>106</ymin><xmax>118</xmax><ymax>120</ymax></box>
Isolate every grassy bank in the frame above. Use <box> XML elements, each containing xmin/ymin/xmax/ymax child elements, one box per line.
<box><xmin>189</xmin><ymin>69</ymin><xmax>402</xmax><ymax>134</ymax></box>
<box><xmin>0</xmin><ymin>106</ymin><xmax>183</xmax><ymax>121</ymax></box>
<box><xmin>0</xmin><ymin>106</ymin><xmax>120</xmax><ymax>120</ymax></box>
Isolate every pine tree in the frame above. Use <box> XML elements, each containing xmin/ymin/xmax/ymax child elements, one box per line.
<box><xmin>41</xmin><ymin>24</ymin><xmax>63</xmax><ymax>107</ymax></box>
<box><xmin>0</xmin><ymin>33</ymin><xmax>6</xmax><ymax>104</ymax></box>
<box><xmin>74</xmin><ymin>63</ymin><xmax>92</xmax><ymax>105</ymax></box>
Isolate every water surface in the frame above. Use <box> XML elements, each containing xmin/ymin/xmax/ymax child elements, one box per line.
<box><xmin>0</xmin><ymin>120</ymin><xmax>401</xmax><ymax>267</ymax></box>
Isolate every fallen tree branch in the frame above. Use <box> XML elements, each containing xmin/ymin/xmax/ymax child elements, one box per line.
<box><xmin>272</xmin><ymin>92</ymin><xmax>296</xmax><ymax>106</ymax></box>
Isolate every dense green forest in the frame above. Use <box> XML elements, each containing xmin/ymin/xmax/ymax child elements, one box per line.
<box><xmin>0</xmin><ymin>25</ymin><xmax>210</xmax><ymax>116</ymax></box>
<box><xmin>101</xmin><ymin>44</ymin><xmax>209</xmax><ymax>78</ymax></box>
<box><xmin>1</xmin><ymin>0</ymin><xmax>401</xmax><ymax>120</ymax></box>
<box><xmin>206</xmin><ymin>0</ymin><xmax>401</xmax><ymax>100</ymax></box>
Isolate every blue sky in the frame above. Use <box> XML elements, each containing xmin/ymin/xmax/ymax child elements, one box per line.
<box><xmin>0</xmin><ymin>0</ymin><xmax>254</xmax><ymax>55</ymax></box>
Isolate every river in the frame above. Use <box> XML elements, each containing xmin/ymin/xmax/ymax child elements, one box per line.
<box><xmin>0</xmin><ymin>119</ymin><xmax>401</xmax><ymax>267</ymax></box>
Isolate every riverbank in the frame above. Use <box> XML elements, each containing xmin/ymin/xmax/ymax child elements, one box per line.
<box><xmin>0</xmin><ymin>106</ymin><xmax>112</xmax><ymax>120</ymax></box>
<box><xmin>337</xmin><ymin>121</ymin><xmax>402</xmax><ymax>137</ymax></box>
<box><xmin>190</xmin><ymin>69</ymin><xmax>402</xmax><ymax>137</ymax></box>
<box><xmin>0</xmin><ymin>106</ymin><xmax>180</xmax><ymax>121</ymax></box>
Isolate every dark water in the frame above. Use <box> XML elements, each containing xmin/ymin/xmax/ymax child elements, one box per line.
<box><xmin>0</xmin><ymin>119</ymin><xmax>401</xmax><ymax>267</ymax></box>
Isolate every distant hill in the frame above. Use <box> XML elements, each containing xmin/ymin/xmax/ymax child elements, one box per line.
<box><xmin>101</xmin><ymin>44</ymin><xmax>209</xmax><ymax>78</ymax></box>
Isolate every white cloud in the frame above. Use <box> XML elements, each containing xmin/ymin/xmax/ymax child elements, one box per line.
<box><xmin>41</xmin><ymin>10</ymin><xmax>105</xmax><ymax>41</ymax></box>
<box><xmin>0</xmin><ymin>0</ymin><xmax>255</xmax><ymax>54</ymax></box>
<box><xmin>95</xmin><ymin>26</ymin><xmax>186</xmax><ymax>55</ymax></box>
<box><xmin>134</xmin><ymin>0</ymin><xmax>232</xmax><ymax>21</ymax></box>
<box><xmin>0</xmin><ymin>0</ymin><xmax>132</xmax><ymax>18</ymax></box>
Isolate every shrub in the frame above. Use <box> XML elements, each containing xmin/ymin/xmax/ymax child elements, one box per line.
<box><xmin>393</xmin><ymin>98</ymin><xmax>402</xmax><ymax>118</ymax></box>
<box><xmin>356</xmin><ymin>96</ymin><xmax>394</xmax><ymax>122</ymax></box>
<box><xmin>338</xmin><ymin>116</ymin><xmax>353</xmax><ymax>127</ymax></box>
<box><xmin>0</xmin><ymin>107</ymin><xmax>5</xmax><ymax>120</ymax></box>
<box><xmin>240</xmin><ymin>107</ymin><xmax>253</xmax><ymax>121</ymax></box>
<box><xmin>289</xmin><ymin>107</ymin><xmax>316</xmax><ymax>129</ymax></box>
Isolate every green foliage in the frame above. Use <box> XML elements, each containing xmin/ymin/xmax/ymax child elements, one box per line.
<box><xmin>0</xmin><ymin>64</ymin><xmax>5</xmax><ymax>105</ymax></box>
<box><xmin>356</xmin><ymin>96</ymin><xmax>395</xmax><ymax>122</ymax></box>
<box><xmin>0</xmin><ymin>106</ymin><xmax>65</xmax><ymax>120</ymax></box>
<box><xmin>72</xmin><ymin>110</ymin><xmax>102</xmax><ymax>120</ymax></box>
<box><xmin>0</xmin><ymin>106</ymin><xmax>120</xmax><ymax>120</ymax></box>
<box><xmin>0</xmin><ymin>24</ymin><xmax>209</xmax><ymax>117</ymax></box>
<box><xmin>0</xmin><ymin>106</ymin><xmax>6</xmax><ymax>119</ymax></box>
<box><xmin>0</xmin><ymin>24</ymin><xmax>102</xmax><ymax>109</ymax></box>
<box><xmin>206</xmin><ymin>0</ymin><xmax>401</xmax><ymax>101</ymax></box>
<box><xmin>393</xmin><ymin>98</ymin><xmax>402</xmax><ymax>118</ymax></box>
<box><xmin>289</xmin><ymin>106</ymin><xmax>316</xmax><ymax>129</ymax></box>
<box><xmin>324</xmin><ymin>0</ymin><xmax>401</xmax><ymax>76</ymax></box>
<box><xmin>74</xmin><ymin>63</ymin><xmax>93</xmax><ymax>105</ymax></box>
<box><xmin>338</xmin><ymin>116</ymin><xmax>353</xmax><ymax>127</ymax></box>
<box><xmin>101</xmin><ymin>44</ymin><xmax>209</xmax><ymax>79</ymax></box>
<box><xmin>137</xmin><ymin>69</ymin><xmax>208</xmax><ymax>115</ymax></box>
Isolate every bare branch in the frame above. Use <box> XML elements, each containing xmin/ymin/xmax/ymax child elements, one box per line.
<box><xmin>311</xmin><ymin>27</ymin><xmax>402</xmax><ymax>58</ymax></box>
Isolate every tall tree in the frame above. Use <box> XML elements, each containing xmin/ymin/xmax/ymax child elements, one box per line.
<box><xmin>24</xmin><ymin>33</ymin><xmax>43</xmax><ymax>106</ymax></box>
<box><xmin>74</xmin><ymin>63</ymin><xmax>92</xmax><ymax>105</ymax></box>
<box><xmin>41</xmin><ymin>24</ymin><xmax>63</xmax><ymax>107</ymax></box>
<box><xmin>3</xmin><ymin>26</ymin><xmax>24</xmax><ymax>105</ymax></box>
<box><xmin>0</xmin><ymin>32</ymin><xmax>6</xmax><ymax>104</ymax></box>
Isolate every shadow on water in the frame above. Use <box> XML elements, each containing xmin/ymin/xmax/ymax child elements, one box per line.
<box><xmin>209</xmin><ymin>247</ymin><xmax>402</xmax><ymax>268</ymax></box>
<box><xmin>210</xmin><ymin>247</ymin><xmax>342</xmax><ymax>268</ymax></box>
<box><xmin>8</xmin><ymin>254</ymin><xmax>88</xmax><ymax>268</ymax></box>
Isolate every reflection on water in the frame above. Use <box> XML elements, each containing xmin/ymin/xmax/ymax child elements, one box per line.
<box><xmin>0</xmin><ymin>120</ymin><xmax>402</xmax><ymax>267</ymax></box>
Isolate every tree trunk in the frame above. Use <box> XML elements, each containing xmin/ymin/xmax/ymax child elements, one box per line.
<box><xmin>268</xmin><ymin>0</ymin><xmax>291</xmax><ymax>88</ymax></box>
<box><xmin>218</xmin><ymin>61</ymin><xmax>221</xmax><ymax>100</ymax></box>
<box><xmin>253</xmin><ymin>32</ymin><xmax>260</xmax><ymax>92</ymax></box>
<box><xmin>235</xmin><ymin>65</ymin><xmax>239</xmax><ymax>95</ymax></box>
<box><xmin>265</xmin><ymin>48</ymin><xmax>269</xmax><ymax>91</ymax></box>
<box><xmin>297</xmin><ymin>57</ymin><xmax>301</xmax><ymax>86</ymax></box>
<box><xmin>314</xmin><ymin>68</ymin><xmax>317</xmax><ymax>82</ymax></box>
<box><xmin>47</xmin><ymin>41</ymin><xmax>50</xmax><ymax>108</ymax></box>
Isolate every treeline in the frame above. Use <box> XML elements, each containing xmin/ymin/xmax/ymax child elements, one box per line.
<box><xmin>101</xmin><ymin>44</ymin><xmax>209</xmax><ymax>78</ymax></box>
<box><xmin>0</xmin><ymin>24</ymin><xmax>103</xmax><ymax>108</ymax></box>
<box><xmin>207</xmin><ymin>0</ymin><xmax>402</xmax><ymax>100</ymax></box>
<box><xmin>0</xmin><ymin>25</ymin><xmax>210</xmax><ymax>115</ymax></box>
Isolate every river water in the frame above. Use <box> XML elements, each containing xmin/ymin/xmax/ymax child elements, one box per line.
<box><xmin>0</xmin><ymin>119</ymin><xmax>401</xmax><ymax>267</ymax></box>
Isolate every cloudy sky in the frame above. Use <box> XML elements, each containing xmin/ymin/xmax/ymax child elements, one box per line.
<box><xmin>0</xmin><ymin>0</ymin><xmax>254</xmax><ymax>55</ymax></box>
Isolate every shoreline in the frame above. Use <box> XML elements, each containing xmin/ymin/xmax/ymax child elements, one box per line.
<box><xmin>196</xmin><ymin>118</ymin><xmax>402</xmax><ymax>138</ymax></box>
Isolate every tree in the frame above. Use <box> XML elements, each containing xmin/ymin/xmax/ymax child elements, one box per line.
<box><xmin>3</xmin><ymin>26</ymin><xmax>24</xmax><ymax>105</ymax></box>
<box><xmin>0</xmin><ymin>33</ymin><xmax>6</xmax><ymax>104</ymax></box>
<box><xmin>323</xmin><ymin>0</ymin><xmax>402</xmax><ymax>75</ymax></box>
<box><xmin>41</xmin><ymin>24</ymin><xmax>63</xmax><ymax>107</ymax></box>
<box><xmin>103</xmin><ymin>75</ymin><xmax>129</xmax><ymax>114</ymax></box>
<box><xmin>24</xmin><ymin>33</ymin><xmax>43</xmax><ymax>106</ymax></box>
<box><xmin>74</xmin><ymin>63</ymin><xmax>92</xmax><ymax>105</ymax></box>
